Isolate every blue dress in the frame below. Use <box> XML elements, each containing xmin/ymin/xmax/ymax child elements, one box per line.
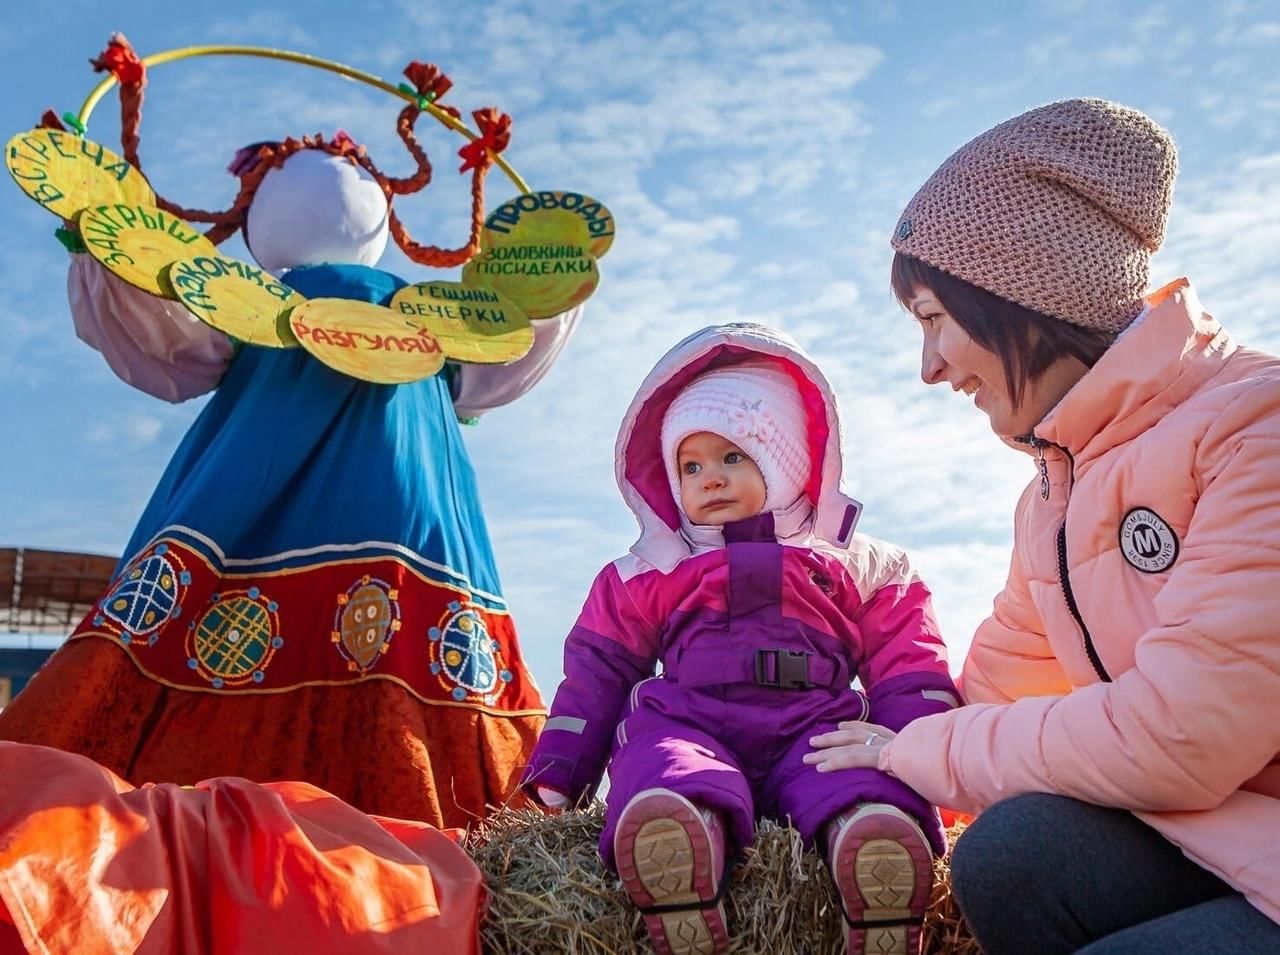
<box><xmin>1</xmin><ymin>262</ymin><xmax>546</xmax><ymax>825</ymax></box>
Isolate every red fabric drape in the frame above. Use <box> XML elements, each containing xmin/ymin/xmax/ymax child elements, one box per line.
<box><xmin>0</xmin><ymin>742</ymin><xmax>485</xmax><ymax>954</ymax></box>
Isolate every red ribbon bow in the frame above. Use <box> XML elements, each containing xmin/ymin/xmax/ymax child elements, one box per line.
<box><xmin>401</xmin><ymin>61</ymin><xmax>459</xmax><ymax>117</ymax></box>
<box><xmin>90</xmin><ymin>33</ymin><xmax>145</xmax><ymax>86</ymax></box>
<box><xmin>457</xmin><ymin>108</ymin><xmax>511</xmax><ymax>173</ymax></box>
<box><xmin>403</xmin><ymin>62</ymin><xmax>453</xmax><ymax>101</ymax></box>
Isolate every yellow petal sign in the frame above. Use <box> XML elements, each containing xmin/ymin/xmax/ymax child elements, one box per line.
<box><xmin>167</xmin><ymin>255</ymin><xmax>303</xmax><ymax>348</ymax></box>
<box><xmin>462</xmin><ymin>239</ymin><xmax>599</xmax><ymax>321</ymax></box>
<box><xmin>463</xmin><ymin>190</ymin><xmax>612</xmax><ymax>320</ymax></box>
<box><xmin>6</xmin><ymin>129</ymin><xmax>155</xmax><ymax>221</ymax></box>
<box><xmin>390</xmin><ymin>281</ymin><xmax>533</xmax><ymax>364</ymax></box>
<box><xmin>289</xmin><ymin>298</ymin><xmax>446</xmax><ymax>384</ymax></box>
<box><xmin>79</xmin><ymin>203</ymin><xmax>216</xmax><ymax>296</ymax></box>
<box><xmin>481</xmin><ymin>191</ymin><xmax>615</xmax><ymax>259</ymax></box>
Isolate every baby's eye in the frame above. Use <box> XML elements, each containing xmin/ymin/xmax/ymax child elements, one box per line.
<box><xmin>724</xmin><ymin>452</ymin><xmax>743</xmax><ymax>464</ymax></box>
<box><xmin>682</xmin><ymin>461</ymin><xmax>701</xmax><ymax>475</ymax></box>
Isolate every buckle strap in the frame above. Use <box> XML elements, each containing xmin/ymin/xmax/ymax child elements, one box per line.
<box><xmin>664</xmin><ymin>647</ymin><xmax>848</xmax><ymax>690</ymax></box>
<box><xmin>754</xmin><ymin>648</ymin><xmax>817</xmax><ymax>688</ymax></box>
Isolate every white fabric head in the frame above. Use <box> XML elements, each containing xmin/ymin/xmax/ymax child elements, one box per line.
<box><xmin>244</xmin><ymin>149</ymin><xmax>390</xmax><ymax>272</ymax></box>
<box><xmin>660</xmin><ymin>360</ymin><xmax>811</xmax><ymax>516</ymax></box>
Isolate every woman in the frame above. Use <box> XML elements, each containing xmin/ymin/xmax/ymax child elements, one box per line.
<box><xmin>806</xmin><ymin>98</ymin><xmax>1280</xmax><ymax>953</ymax></box>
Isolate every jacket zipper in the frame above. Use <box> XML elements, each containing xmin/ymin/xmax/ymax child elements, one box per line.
<box><xmin>1018</xmin><ymin>435</ymin><xmax>1112</xmax><ymax>683</ymax></box>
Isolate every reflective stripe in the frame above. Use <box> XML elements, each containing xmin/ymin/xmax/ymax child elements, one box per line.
<box><xmin>544</xmin><ymin>716</ymin><xmax>587</xmax><ymax>734</ymax></box>
<box><xmin>922</xmin><ymin>689</ymin><xmax>960</xmax><ymax>708</ymax></box>
<box><xmin>617</xmin><ymin>677</ymin><xmax>660</xmax><ymax>748</ymax></box>
<box><xmin>630</xmin><ymin>676</ymin><xmax>658</xmax><ymax>711</ymax></box>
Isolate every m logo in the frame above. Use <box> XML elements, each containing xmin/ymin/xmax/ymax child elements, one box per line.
<box><xmin>1119</xmin><ymin>507</ymin><xmax>1179</xmax><ymax>573</ymax></box>
<box><xmin>1133</xmin><ymin>526</ymin><xmax>1161</xmax><ymax>553</ymax></box>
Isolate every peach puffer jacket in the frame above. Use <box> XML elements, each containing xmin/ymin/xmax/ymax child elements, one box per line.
<box><xmin>881</xmin><ymin>279</ymin><xmax>1280</xmax><ymax>922</ymax></box>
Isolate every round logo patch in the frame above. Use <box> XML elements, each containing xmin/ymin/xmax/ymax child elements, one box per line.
<box><xmin>1119</xmin><ymin>507</ymin><xmax>1179</xmax><ymax>573</ymax></box>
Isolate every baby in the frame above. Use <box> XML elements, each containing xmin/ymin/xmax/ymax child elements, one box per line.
<box><xmin>525</xmin><ymin>324</ymin><xmax>958</xmax><ymax>955</ymax></box>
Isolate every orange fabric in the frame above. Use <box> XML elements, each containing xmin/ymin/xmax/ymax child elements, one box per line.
<box><xmin>0</xmin><ymin>742</ymin><xmax>484</xmax><ymax>955</ymax></box>
<box><xmin>0</xmin><ymin>638</ymin><xmax>540</xmax><ymax>829</ymax></box>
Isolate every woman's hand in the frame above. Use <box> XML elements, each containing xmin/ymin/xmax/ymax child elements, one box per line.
<box><xmin>804</xmin><ymin>721</ymin><xmax>897</xmax><ymax>772</ymax></box>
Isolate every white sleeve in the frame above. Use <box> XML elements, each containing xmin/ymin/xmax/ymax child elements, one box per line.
<box><xmin>449</xmin><ymin>304</ymin><xmax>584</xmax><ymax>419</ymax></box>
<box><xmin>68</xmin><ymin>254</ymin><xmax>235</xmax><ymax>403</ymax></box>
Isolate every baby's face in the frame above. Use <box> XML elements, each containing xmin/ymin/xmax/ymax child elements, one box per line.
<box><xmin>676</xmin><ymin>431</ymin><xmax>766</xmax><ymax>525</ymax></box>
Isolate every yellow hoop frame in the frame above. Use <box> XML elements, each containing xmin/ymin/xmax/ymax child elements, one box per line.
<box><xmin>77</xmin><ymin>44</ymin><xmax>530</xmax><ymax>194</ymax></box>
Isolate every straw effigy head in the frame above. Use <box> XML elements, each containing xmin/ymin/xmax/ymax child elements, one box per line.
<box><xmin>466</xmin><ymin>804</ymin><xmax>979</xmax><ymax>954</ymax></box>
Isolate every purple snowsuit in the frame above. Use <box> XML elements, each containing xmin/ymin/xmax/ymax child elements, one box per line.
<box><xmin>524</xmin><ymin>325</ymin><xmax>958</xmax><ymax>865</ymax></box>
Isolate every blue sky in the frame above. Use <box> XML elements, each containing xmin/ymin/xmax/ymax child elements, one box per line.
<box><xmin>3</xmin><ymin>0</ymin><xmax>1279</xmax><ymax>698</ymax></box>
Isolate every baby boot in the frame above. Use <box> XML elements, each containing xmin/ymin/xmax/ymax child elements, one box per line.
<box><xmin>613</xmin><ymin>787</ymin><xmax>729</xmax><ymax>955</ymax></box>
<box><xmin>826</xmin><ymin>802</ymin><xmax>933</xmax><ymax>955</ymax></box>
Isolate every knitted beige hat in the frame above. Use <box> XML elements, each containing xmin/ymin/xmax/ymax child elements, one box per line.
<box><xmin>890</xmin><ymin>98</ymin><xmax>1178</xmax><ymax>334</ymax></box>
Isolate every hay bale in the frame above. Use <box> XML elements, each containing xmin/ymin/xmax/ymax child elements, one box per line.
<box><xmin>467</xmin><ymin>805</ymin><xmax>979</xmax><ymax>954</ymax></box>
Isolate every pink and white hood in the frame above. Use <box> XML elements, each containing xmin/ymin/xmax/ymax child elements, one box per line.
<box><xmin>616</xmin><ymin>323</ymin><xmax>863</xmax><ymax>571</ymax></box>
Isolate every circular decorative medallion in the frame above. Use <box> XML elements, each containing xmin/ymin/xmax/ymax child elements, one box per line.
<box><xmin>428</xmin><ymin>601</ymin><xmax>513</xmax><ymax>702</ymax></box>
<box><xmin>1119</xmin><ymin>507</ymin><xmax>1179</xmax><ymax>573</ymax></box>
<box><xmin>98</xmin><ymin>542</ymin><xmax>188</xmax><ymax>643</ymax></box>
<box><xmin>186</xmin><ymin>588</ymin><xmax>282</xmax><ymax>688</ymax></box>
<box><xmin>333</xmin><ymin>575</ymin><xmax>401</xmax><ymax>673</ymax></box>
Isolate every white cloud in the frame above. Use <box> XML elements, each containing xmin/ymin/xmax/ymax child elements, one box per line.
<box><xmin>1042</xmin><ymin>0</ymin><xmax>1095</xmax><ymax>14</ymax></box>
<box><xmin>201</xmin><ymin>12</ymin><xmax>319</xmax><ymax>48</ymax></box>
<box><xmin>84</xmin><ymin>413</ymin><xmax>165</xmax><ymax>448</ymax></box>
<box><xmin>1214</xmin><ymin>18</ymin><xmax>1280</xmax><ymax>45</ymax></box>
<box><xmin>909</xmin><ymin>541</ymin><xmax>1013</xmax><ymax>672</ymax></box>
<box><xmin>1154</xmin><ymin>152</ymin><xmax>1280</xmax><ymax>350</ymax></box>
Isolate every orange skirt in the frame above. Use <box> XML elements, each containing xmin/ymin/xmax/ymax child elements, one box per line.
<box><xmin>0</xmin><ymin>742</ymin><xmax>485</xmax><ymax>955</ymax></box>
<box><xmin>0</xmin><ymin>637</ymin><xmax>541</xmax><ymax>828</ymax></box>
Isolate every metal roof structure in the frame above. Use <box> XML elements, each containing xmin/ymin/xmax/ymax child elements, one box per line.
<box><xmin>1</xmin><ymin>547</ymin><xmax>117</xmax><ymax>634</ymax></box>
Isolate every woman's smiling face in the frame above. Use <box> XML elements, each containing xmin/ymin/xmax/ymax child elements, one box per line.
<box><xmin>908</xmin><ymin>287</ymin><xmax>1092</xmax><ymax>440</ymax></box>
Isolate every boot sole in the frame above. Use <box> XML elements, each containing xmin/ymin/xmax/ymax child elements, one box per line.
<box><xmin>614</xmin><ymin>789</ymin><xmax>728</xmax><ymax>955</ymax></box>
<box><xmin>830</xmin><ymin>805</ymin><xmax>931</xmax><ymax>955</ymax></box>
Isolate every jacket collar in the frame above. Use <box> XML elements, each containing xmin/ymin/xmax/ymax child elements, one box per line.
<box><xmin>678</xmin><ymin>495</ymin><xmax>816</xmax><ymax>555</ymax></box>
<box><xmin>1035</xmin><ymin>280</ymin><xmax>1235</xmax><ymax>463</ymax></box>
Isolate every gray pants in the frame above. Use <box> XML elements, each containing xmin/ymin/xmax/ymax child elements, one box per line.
<box><xmin>950</xmin><ymin>793</ymin><xmax>1280</xmax><ymax>954</ymax></box>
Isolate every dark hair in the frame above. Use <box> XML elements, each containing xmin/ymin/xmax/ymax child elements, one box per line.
<box><xmin>891</xmin><ymin>253</ymin><xmax>1114</xmax><ymax>409</ymax></box>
